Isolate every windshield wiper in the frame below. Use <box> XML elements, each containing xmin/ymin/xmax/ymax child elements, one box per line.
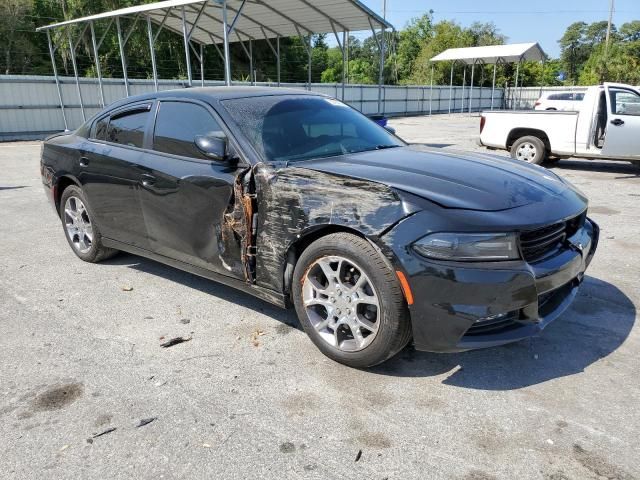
<box><xmin>375</xmin><ymin>144</ymin><xmax>400</xmax><ymax>150</ymax></box>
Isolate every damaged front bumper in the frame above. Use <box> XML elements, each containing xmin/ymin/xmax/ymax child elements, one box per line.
<box><xmin>384</xmin><ymin>214</ymin><xmax>599</xmax><ymax>353</ymax></box>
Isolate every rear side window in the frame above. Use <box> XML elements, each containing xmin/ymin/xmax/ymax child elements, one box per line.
<box><xmin>153</xmin><ymin>101</ymin><xmax>224</xmax><ymax>159</ymax></box>
<box><xmin>93</xmin><ymin>117</ymin><xmax>108</xmax><ymax>140</ymax></box>
<box><xmin>575</xmin><ymin>93</ymin><xmax>585</xmax><ymax>101</ymax></box>
<box><xmin>106</xmin><ymin>108</ymin><xmax>150</xmax><ymax>148</ymax></box>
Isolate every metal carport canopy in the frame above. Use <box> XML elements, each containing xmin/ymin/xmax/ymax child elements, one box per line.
<box><xmin>36</xmin><ymin>0</ymin><xmax>393</xmax><ymax>123</ymax></box>
<box><xmin>428</xmin><ymin>43</ymin><xmax>547</xmax><ymax>114</ymax></box>
<box><xmin>429</xmin><ymin>43</ymin><xmax>547</xmax><ymax>65</ymax></box>
<box><xmin>35</xmin><ymin>0</ymin><xmax>393</xmax><ymax>46</ymax></box>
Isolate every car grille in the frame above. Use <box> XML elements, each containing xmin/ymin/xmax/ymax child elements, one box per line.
<box><xmin>520</xmin><ymin>222</ymin><xmax>567</xmax><ymax>262</ymax></box>
<box><xmin>520</xmin><ymin>212</ymin><xmax>587</xmax><ymax>263</ymax></box>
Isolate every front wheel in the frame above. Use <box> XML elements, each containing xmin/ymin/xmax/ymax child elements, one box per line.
<box><xmin>292</xmin><ymin>233</ymin><xmax>412</xmax><ymax>368</ymax></box>
<box><xmin>510</xmin><ymin>135</ymin><xmax>547</xmax><ymax>164</ymax></box>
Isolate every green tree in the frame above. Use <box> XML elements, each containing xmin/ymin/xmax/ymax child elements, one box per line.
<box><xmin>558</xmin><ymin>21</ymin><xmax>589</xmax><ymax>84</ymax></box>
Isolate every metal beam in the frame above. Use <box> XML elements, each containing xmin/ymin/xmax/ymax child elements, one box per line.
<box><xmin>429</xmin><ymin>63</ymin><xmax>434</xmax><ymax>115</ymax></box>
<box><xmin>277</xmin><ymin>36</ymin><xmax>281</xmax><ymax>87</ymax></box>
<box><xmin>123</xmin><ymin>14</ymin><xmax>140</xmax><ymax>46</ymax></box>
<box><xmin>147</xmin><ymin>16</ymin><xmax>159</xmax><ymax>92</ymax></box>
<box><xmin>200</xmin><ymin>43</ymin><xmax>205</xmax><ymax>86</ymax></box>
<box><xmin>46</xmin><ymin>30</ymin><xmax>68</xmax><ymax>130</ymax></box>
<box><xmin>221</xmin><ymin>0</ymin><xmax>232</xmax><ymax>86</ymax></box>
<box><xmin>67</xmin><ymin>28</ymin><xmax>85</xmax><ymax>121</ymax></box>
<box><xmin>153</xmin><ymin>9</ymin><xmax>171</xmax><ymax>42</ymax></box>
<box><xmin>181</xmin><ymin>6</ymin><xmax>193</xmax><ymax>86</ymax></box>
<box><xmin>378</xmin><ymin>24</ymin><xmax>385</xmax><ymax>114</ymax></box>
<box><xmin>298</xmin><ymin>0</ymin><xmax>348</xmax><ymax>32</ymax></box>
<box><xmin>96</xmin><ymin>19</ymin><xmax>114</xmax><ymax>49</ymax></box>
<box><xmin>252</xmin><ymin>0</ymin><xmax>313</xmax><ymax>36</ymax></box>
<box><xmin>90</xmin><ymin>22</ymin><xmax>105</xmax><ymax>107</ymax></box>
<box><xmin>187</xmin><ymin>2</ymin><xmax>207</xmax><ymax>41</ymax></box>
<box><xmin>116</xmin><ymin>17</ymin><xmax>130</xmax><ymax>97</ymax></box>
<box><xmin>226</xmin><ymin>0</ymin><xmax>247</xmax><ymax>35</ymax></box>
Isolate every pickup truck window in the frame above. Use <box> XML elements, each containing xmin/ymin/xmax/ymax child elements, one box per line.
<box><xmin>609</xmin><ymin>88</ymin><xmax>640</xmax><ymax>116</ymax></box>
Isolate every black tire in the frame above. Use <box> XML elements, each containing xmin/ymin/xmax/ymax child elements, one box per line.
<box><xmin>292</xmin><ymin>232</ymin><xmax>412</xmax><ymax>368</ymax></box>
<box><xmin>510</xmin><ymin>135</ymin><xmax>547</xmax><ymax>165</ymax></box>
<box><xmin>59</xmin><ymin>185</ymin><xmax>118</xmax><ymax>263</ymax></box>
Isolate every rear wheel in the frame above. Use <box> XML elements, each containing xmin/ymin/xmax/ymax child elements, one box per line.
<box><xmin>292</xmin><ymin>233</ymin><xmax>411</xmax><ymax>368</ymax></box>
<box><xmin>59</xmin><ymin>185</ymin><xmax>118</xmax><ymax>263</ymax></box>
<box><xmin>510</xmin><ymin>135</ymin><xmax>547</xmax><ymax>165</ymax></box>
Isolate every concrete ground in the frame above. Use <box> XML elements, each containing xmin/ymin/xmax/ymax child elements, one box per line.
<box><xmin>1</xmin><ymin>114</ymin><xmax>639</xmax><ymax>480</ymax></box>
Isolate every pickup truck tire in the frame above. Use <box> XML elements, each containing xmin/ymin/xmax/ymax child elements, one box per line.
<box><xmin>510</xmin><ymin>136</ymin><xmax>547</xmax><ymax>165</ymax></box>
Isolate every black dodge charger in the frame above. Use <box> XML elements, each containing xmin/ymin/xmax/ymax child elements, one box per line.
<box><xmin>40</xmin><ymin>87</ymin><xmax>599</xmax><ymax>368</ymax></box>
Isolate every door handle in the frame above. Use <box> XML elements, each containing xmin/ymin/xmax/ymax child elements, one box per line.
<box><xmin>79</xmin><ymin>157</ymin><xmax>89</xmax><ymax>167</ymax></box>
<box><xmin>140</xmin><ymin>174</ymin><xmax>156</xmax><ymax>187</ymax></box>
<box><xmin>610</xmin><ymin>118</ymin><xmax>624</xmax><ymax>126</ymax></box>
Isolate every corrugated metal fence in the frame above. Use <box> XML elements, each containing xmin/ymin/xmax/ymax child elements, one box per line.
<box><xmin>0</xmin><ymin>75</ymin><xmax>504</xmax><ymax>141</ymax></box>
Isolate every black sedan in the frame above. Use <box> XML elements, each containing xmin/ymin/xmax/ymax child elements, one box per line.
<box><xmin>40</xmin><ymin>87</ymin><xmax>599</xmax><ymax>368</ymax></box>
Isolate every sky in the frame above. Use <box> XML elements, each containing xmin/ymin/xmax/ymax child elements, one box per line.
<box><xmin>358</xmin><ymin>0</ymin><xmax>639</xmax><ymax>58</ymax></box>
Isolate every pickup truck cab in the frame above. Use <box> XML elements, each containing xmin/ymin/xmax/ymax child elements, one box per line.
<box><xmin>479</xmin><ymin>83</ymin><xmax>640</xmax><ymax>164</ymax></box>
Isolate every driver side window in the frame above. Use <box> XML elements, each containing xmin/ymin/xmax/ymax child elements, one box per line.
<box><xmin>153</xmin><ymin>101</ymin><xmax>224</xmax><ymax>159</ymax></box>
<box><xmin>609</xmin><ymin>88</ymin><xmax>640</xmax><ymax>116</ymax></box>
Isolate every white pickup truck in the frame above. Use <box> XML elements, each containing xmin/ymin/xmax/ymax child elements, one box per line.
<box><xmin>479</xmin><ymin>83</ymin><xmax>640</xmax><ymax>164</ymax></box>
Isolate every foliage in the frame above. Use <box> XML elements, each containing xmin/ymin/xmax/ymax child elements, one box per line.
<box><xmin>0</xmin><ymin>1</ymin><xmax>638</xmax><ymax>88</ymax></box>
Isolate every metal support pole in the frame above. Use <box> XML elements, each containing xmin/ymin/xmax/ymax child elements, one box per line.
<box><xmin>448</xmin><ymin>61</ymin><xmax>454</xmax><ymax>114</ymax></box>
<box><xmin>67</xmin><ymin>29</ymin><xmax>85</xmax><ymax>122</ymax></box>
<box><xmin>200</xmin><ymin>43</ymin><xmax>205</xmax><ymax>86</ymax></box>
<box><xmin>341</xmin><ymin>30</ymin><xmax>347</xmax><ymax>101</ymax></box>
<box><xmin>461</xmin><ymin>66</ymin><xmax>466</xmax><ymax>113</ymax></box>
<box><xmin>345</xmin><ymin>32</ymin><xmax>349</xmax><ymax>84</ymax></box>
<box><xmin>377</xmin><ymin>26</ymin><xmax>385</xmax><ymax>114</ymax></box>
<box><xmin>307</xmin><ymin>36</ymin><xmax>312</xmax><ymax>91</ymax></box>
<box><xmin>491</xmin><ymin>62</ymin><xmax>497</xmax><ymax>110</ymax></box>
<box><xmin>276</xmin><ymin>36</ymin><xmax>281</xmax><ymax>86</ymax></box>
<box><xmin>469</xmin><ymin>62</ymin><xmax>475</xmax><ymax>115</ymax></box>
<box><xmin>46</xmin><ymin>30</ymin><xmax>68</xmax><ymax>130</ymax></box>
<box><xmin>181</xmin><ymin>7</ymin><xmax>193</xmax><ymax>86</ymax></box>
<box><xmin>90</xmin><ymin>22</ymin><xmax>105</xmax><ymax>107</ymax></box>
<box><xmin>249</xmin><ymin>39</ymin><xmax>254</xmax><ymax>85</ymax></box>
<box><xmin>116</xmin><ymin>17</ymin><xmax>130</xmax><ymax>97</ymax></box>
<box><xmin>513</xmin><ymin>60</ymin><xmax>521</xmax><ymax>110</ymax></box>
<box><xmin>147</xmin><ymin>16</ymin><xmax>159</xmax><ymax>92</ymax></box>
<box><xmin>222</xmin><ymin>0</ymin><xmax>232</xmax><ymax>86</ymax></box>
<box><xmin>429</xmin><ymin>63</ymin><xmax>434</xmax><ymax>115</ymax></box>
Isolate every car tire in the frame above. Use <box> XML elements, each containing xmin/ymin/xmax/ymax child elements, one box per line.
<box><xmin>59</xmin><ymin>185</ymin><xmax>118</xmax><ymax>263</ymax></box>
<box><xmin>510</xmin><ymin>136</ymin><xmax>547</xmax><ymax>165</ymax></box>
<box><xmin>292</xmin><ymin>232</ymin><xmax>412</xmax><ymax>368</ymax></box>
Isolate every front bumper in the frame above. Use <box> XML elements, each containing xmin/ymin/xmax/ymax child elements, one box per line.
<box><xmin>386</xmin><ymin>216</ymin><xmax>599</xmax><ymax>353</ymax></box>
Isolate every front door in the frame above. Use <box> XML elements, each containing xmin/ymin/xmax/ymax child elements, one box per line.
<box><xmin>601</xmin><ymin>84</ymin><xmax>640</xmax><ymax>160</ymax></box>
<box><xmin>136</xmin><ymin>100</ymin><xmax>249</xmax><ymax>279</ymax></box>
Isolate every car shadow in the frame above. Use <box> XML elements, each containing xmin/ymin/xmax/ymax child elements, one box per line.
<box><xmin>548</xmin><ymin>159</ymin><xmax>640</xmax><ymax>178</ymax></box>
<box><xmin>370</xmin><ymin>275</ymin><xmax>635</xmax><ymax>390</ymax></box>
<box><xmin>102</xmin><ymin>253</ymin><xmax>301</xmax><ymax>331</ymax></box>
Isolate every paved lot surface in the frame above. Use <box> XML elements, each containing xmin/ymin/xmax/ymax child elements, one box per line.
<box><xmin>1</xmin><ymin>114</ymin><xmax>639</xmax><ymax>479</ymax></box>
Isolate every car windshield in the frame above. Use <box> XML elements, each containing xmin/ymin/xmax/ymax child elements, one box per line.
<box><xmin>221</xmin><ymin>95</ymin><xmax>404</xmax><ymax>163</ymax></box>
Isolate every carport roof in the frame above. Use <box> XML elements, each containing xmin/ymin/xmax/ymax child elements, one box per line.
<box><xmin>430</xmin><ymin>43</ymin><xmax>547</xmax><ymax>64</ymax></box>
<box><xmin>35</xmin><ymin>0</ymin><xmax>394</xmax><ymax>44</ymax></box>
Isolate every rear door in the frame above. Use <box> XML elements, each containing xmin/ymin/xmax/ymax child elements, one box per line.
<box><xmin>135</xmin><ymin>99</ymin><xmax>250</xmax><ymax>279</ymax></box>
<box><xmin>80</xmin><ymin>103</ymin><xmax>152</xmax><ymax>248</ymax></box>
<box><xmin>601</xmin><ymin>85</ymin><xmax>640</xmax><ymax>159</ymax></box>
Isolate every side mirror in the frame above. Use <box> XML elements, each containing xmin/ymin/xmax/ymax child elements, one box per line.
<box><xmin>195</xmin><ymin>133</ymin><xmax>227</xmax><ymax>161</ymax></box>
<box><xmin>384</xmin><ymin>125</ymin><xmax>396</xmax><ymax>135</ymax></box>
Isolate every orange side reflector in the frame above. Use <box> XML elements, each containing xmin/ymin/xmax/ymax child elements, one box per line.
<box><xmin>395</xmin><ymin>271</ymin><xmax>414</xmax><ymax>306</ymax></box>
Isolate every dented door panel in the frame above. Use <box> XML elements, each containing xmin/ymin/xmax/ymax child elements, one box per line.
<box><xmin>135</xmin><ymin>152</ymin><xmax>250</xmax><ymax>279</ymax></box>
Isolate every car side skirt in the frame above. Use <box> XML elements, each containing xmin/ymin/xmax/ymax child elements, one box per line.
<box><xmin>102</xmin><ymin>238</ymin><xmax>289</xmax><ymax>308</ymax></box>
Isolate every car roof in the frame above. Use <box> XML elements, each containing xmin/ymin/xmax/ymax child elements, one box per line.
<box><xmin>106</xmin><ymin>86</ymin><xmax>325</xmax><ymax>111</ymax></box>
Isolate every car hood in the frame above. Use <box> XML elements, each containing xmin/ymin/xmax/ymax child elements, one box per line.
<box><xmin>296</xmin><ymin>145</ymin><xmax>571</xmax><ymax>211</ymax></box>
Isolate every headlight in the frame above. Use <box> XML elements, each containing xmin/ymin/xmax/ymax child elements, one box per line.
<box><xmin>413</xmin><ymin>232</ymin><xmax>520</xmax><ymax>261</ymax></box>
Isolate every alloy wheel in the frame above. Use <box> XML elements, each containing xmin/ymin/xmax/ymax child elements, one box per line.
<box><xmin>64</xmin><ymin>196</ymin><xmax>93</xmax><ymax>254</ymax></box>
<box><xmin>302</xmin><ymin>255</ymin><xmax>380</xmax><ymax>352</ymax></box>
